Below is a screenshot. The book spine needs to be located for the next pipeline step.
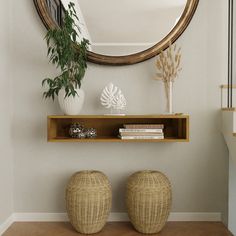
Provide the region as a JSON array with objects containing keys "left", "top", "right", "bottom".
[
  {"left": 124, "top": 124, "right": 164, "bottom": 129},
  {"left": 119, "top": 128, "right": 163, "bottom": 132},
  {"left": 120, "top": 135, "right": 164, "bottom": 140},
  {"left": 120, "top": 132, "right": 163, "bottom": 136}
]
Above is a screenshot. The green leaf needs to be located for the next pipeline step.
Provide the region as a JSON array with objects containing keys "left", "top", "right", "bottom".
[{"left": 42, "top": 1, "right": 90, "bottom": 101}]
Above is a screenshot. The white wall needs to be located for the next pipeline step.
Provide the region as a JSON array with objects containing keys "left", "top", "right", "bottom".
[
  {"left": 0, "top": 0, "right": 14, "bottom": 226},
  {"left": 206, "top": 0, "right": 229, "bottom": 223},
  {"left": 7, "top": 0, "right": 229, "bottom": 225},
  {"left": 229, "top": 156, "right": 236, "bottom": 232}
]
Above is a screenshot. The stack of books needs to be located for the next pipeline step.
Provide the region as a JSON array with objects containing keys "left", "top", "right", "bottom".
[{"left": 119, "top": 124, "right": 164, "bottom": 140}]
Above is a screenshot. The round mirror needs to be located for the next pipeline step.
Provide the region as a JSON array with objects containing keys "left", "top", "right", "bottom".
[{"left": 34, "top": 0, "right": 199, "bottom": 65}]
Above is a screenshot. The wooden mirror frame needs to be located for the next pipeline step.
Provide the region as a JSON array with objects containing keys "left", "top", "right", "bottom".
[{"left": 34, "top": 0, "right": 199, "bottom": 66}]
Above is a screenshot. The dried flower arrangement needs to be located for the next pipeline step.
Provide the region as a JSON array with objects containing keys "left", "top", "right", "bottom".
[{"left": 154, "top": 42, "right": 182, "bottom": 113}]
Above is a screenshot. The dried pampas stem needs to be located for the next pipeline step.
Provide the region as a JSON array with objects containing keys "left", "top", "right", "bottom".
[
  {"left": 154, "top": 42, "right": 182, "bottom": 113},
  {"left": 154, "top": 42, "right": 182, "bottom": 83}
]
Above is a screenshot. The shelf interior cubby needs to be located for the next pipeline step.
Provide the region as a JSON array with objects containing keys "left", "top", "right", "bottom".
[{"left": 47, "top": 115, "right": 189, "bottom": 142}]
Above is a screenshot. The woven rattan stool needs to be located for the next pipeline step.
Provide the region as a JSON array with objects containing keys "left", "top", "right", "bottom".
[
  {"left": 66, "top": 170, "right": 112, "bottom": 234},
  {"left": 126, "top": 170, "right": 172, "bottom": 234}
]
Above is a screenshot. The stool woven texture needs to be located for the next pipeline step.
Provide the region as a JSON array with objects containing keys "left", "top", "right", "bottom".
[
  {"left": 66, "top": 170, "right": 112, "bottom": 234},
  {"left": 126, "top": 170, "right": 172, "bottom": 234}
]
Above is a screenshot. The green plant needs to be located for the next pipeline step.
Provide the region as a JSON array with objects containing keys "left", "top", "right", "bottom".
[{"left": 42, "top": 2, "right": 90, "bottom": 100}]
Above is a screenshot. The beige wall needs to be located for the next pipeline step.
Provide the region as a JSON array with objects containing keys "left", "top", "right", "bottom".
[
  {"left": 0, "top": 0, "right": 14, "bottom": 225},
  {"left": 229, "top": 157, "right": 236, "bottom": 232},
  {"left": 7, "top": 0, "right": 229, "bottom": 224}
]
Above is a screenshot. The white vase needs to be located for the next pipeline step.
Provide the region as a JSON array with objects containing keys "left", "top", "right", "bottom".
[
  {"left": 164, "top": 81, "right": 173, "bottom": 114},
  {"left": 58, "top": 88, "right": 85, "bottom": 115}
]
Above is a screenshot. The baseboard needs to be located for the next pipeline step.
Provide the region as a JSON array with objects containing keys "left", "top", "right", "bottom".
[
  {"left": 13, "top": 213, "right": 68, "bottom": 222},
  {"left": 0, "top": 212, "right": 222, "bottom": 235},
  {"left": 0, "top": 215, "right": 14, "bottom": 235},
  {"left": 108, "top": 213, "right": 129, "bottom": 221},
  {"left": 13, "top": 212, "right": 129, "bottom": 222},
  {"left": 13, "top": 212, "right": 221, "bottom": 222},
  {"left": 168, "top": 212, "right": 221, "bottom": 221}
]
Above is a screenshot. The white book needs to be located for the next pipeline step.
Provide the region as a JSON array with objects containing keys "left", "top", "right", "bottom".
[
  {"left": 120, "top": 135, "right": 164, "bottom": 140},
  {"left": 119, "top": 128, "right": 163, "bottom": 133},
  {"left": 120, "top": 132, "right": 163, "bottom": 136},
  {"left": 124, "top": 124, "right": 164, "bottom": 129}
]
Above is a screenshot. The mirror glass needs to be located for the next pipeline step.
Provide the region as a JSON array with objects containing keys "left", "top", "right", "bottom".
[
  {"left": 49, "top": 0, "right": 187, "bottom": 56},
  {"left": 38, "top": 0, "right": 198, "bottom": 65}
]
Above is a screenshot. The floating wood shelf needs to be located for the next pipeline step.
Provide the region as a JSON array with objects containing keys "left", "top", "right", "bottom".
[{"left": 47, "top": 115, "right": 189, "bottom": 142}]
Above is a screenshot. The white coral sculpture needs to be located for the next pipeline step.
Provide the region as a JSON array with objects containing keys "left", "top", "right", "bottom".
[
  {"left": 114, "top": 90, "right": 126, "bottom": 111},
  {"left": 100, "top": 83, "right": 118, "bottom": 109},
  {"left": 100, "top": 83, "right": 126, "bottom": 114}
]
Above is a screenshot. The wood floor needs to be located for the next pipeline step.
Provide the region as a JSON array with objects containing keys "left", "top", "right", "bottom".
[{"left": 3, "top": 222, "right": 232, "bottom": 236}]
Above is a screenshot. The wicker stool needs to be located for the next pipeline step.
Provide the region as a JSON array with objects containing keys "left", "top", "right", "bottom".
[
  {"left": 66, "top": 170, "right": 112, "bottom": 234},
  {"left": 126, "top": 170, "right": 172, "bottom": 234}
]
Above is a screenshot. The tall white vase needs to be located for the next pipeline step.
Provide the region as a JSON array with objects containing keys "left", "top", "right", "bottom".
[
  {"left": 165, "top": 81, "right": 173, "bottom": 114},
  {"left": 58, "top": 88, "right": 85, "bottom": 115}
]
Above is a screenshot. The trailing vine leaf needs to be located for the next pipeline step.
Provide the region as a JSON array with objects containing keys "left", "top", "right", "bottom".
[{"left": 42, "top": 2, "right": 90, "bottom": 100}]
